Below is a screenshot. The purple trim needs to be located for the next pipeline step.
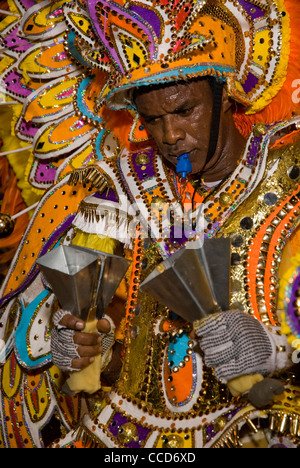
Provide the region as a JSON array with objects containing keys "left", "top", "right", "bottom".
[
  {"left": 287, "top": 272, "right": 300, "bottom": 337},
  {"left": 162, "top": 226, "right": 189, "bottom": 257},
  {"left": 247, "top": 135, "right": 262, "bottom": 166},
  {"left": 0, "top": 214, "right": 75, "bottom": 308},
  {"left": 3, "top": 70, "right": 33, "bottom": 98},
  {"left": 129, "top": 5, "right": 161, "bottom": 38},
  {"left": 238, "top": 0, "right": 264, "bottom": 19},
  {"left": 132, "top": 149, "right": 156, "bottom": 180},
  {"left": 94, "top": 188, "right": 119, "bottom": 203},
  {"left": 34, "top": 161, "right": 57, "bottom": 184},
  {"left": 204, "top": 407, "right": 243, "bottom": 443},
  {"left": 2, "top": 25, "right": 32, "bottom": 52},
  {"left": 242, "top": 72, "right": 259, "bottom": 95},
  {"left": 18, "top": 118, "right": 39, "bottom": 139},
  {"left": 108, "top": 413, "right": 151, "bottom": 448},
  {"left": 18, "top": 0, "right": 36, "bottom": 9},
  {"left": 87, "top": 0, "right": 156, "bottom": 73}
]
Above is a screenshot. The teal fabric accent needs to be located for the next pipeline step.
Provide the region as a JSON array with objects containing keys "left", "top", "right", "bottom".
[
  {"left": 168, "top": 331, "right": 190, "bottom": 368},
  {"left": 76, "top": 76, "right": 104, "bottom": 126},
  {"left": 15, "top": 289, "right": 52, "bottom": 369},
  {"left": 66, "top": 31, "right": 90, "bottom": 67}
]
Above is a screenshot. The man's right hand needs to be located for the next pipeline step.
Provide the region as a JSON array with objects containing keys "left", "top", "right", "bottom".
[{"left": 50, "top": 309, "right": 113, "bottom": 372}]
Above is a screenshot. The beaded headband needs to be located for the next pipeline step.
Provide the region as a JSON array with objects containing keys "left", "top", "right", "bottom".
[{"left": 64, "top": 0, "right": 290, "bottom": 114}]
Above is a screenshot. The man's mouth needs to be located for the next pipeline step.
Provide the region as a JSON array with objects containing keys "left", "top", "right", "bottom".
[{"left": 168, "top": 150, "right": 193, "bottom": 160}]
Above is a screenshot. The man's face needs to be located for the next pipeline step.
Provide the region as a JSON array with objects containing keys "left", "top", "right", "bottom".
[{"left": 134, "top": 79, "right": 214, "bottom": 175}]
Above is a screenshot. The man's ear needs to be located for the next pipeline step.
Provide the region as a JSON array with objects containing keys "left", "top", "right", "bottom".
[{"left": 222, "top": 88, "right": 233, "bottom": 113}]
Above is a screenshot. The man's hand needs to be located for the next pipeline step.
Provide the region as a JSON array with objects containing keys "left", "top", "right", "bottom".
[
  {"left": 51, "top": 309, "right": 114, "bottom": 372},
  {"left": 193, "top": 310, "right": 275, "bottom": 383}
]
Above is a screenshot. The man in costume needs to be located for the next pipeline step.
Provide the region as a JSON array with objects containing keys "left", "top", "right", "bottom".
[{"left": 1, "top": 0, "right": 300, "bottom": 449}]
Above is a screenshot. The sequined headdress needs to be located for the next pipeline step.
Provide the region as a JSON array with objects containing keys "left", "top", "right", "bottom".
[{"left": 62, "top": 0, "right": 292, "bottom": 116}]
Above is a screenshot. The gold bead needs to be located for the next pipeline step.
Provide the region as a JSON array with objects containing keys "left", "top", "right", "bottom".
[
  {"left": 219, "top": 192, "right": 232, "bottom": 207},
  {"left": 213, "top": 416, "right": 227, "bottom": 432},
  {"left": 0, "top": 214, "right": 15, "bottom": 238},
  {"left": 151, "top": 196, "right": 166, "bottom": 210},
  {"left": 117, "top": 422, "right": 139, "bottom": 445},
  {"left": 136, "top": 153, "right": 150, "bottom": 165},
  {"left": 163, "top": 434, "right": 184, "bottom": 448},
  {"left": 253, "top": 123, "right": 267, "bottom": 137}
]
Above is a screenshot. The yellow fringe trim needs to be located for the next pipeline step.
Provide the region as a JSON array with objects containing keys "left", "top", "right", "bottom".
[{"left": 72, "top": 231, "right": 120, "bottom": 256}]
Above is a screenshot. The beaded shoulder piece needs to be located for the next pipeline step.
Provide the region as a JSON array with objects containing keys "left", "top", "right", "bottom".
[{"left": 115, "top": 117, "right": 300, "bottom": 257}]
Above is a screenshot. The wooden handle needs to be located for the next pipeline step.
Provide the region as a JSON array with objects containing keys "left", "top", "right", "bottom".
[
  {"left": 227, "top": 374, "right": 264, "bottom": 397},
  {"left": 67, "top": 319, "right": 102, "bottom": 394}
]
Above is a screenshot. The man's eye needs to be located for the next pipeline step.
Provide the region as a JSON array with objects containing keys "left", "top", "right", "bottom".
[
  {"left": 144, "top": 116, "right": 159, "bottom": 125},
  {"left": 179, "top": 107, "right": 193, "bottom": 116}
]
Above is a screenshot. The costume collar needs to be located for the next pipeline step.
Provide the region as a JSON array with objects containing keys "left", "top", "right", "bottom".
[{"left": 117, "top": 117, "right": 300, "bottom": 257}]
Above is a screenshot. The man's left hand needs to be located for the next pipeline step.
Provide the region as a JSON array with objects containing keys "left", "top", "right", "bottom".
[{"left": 193, "top": 310, "right": 275, "bottom": 383}]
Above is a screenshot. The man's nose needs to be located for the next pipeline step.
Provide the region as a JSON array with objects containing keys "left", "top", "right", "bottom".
[{"left": 162, "top": 115, "right": 185, "bottom": 146}]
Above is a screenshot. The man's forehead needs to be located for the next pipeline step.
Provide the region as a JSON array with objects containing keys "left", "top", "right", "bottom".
[{"left": 135, "top": 79, "right": 210, "bottom": 113}]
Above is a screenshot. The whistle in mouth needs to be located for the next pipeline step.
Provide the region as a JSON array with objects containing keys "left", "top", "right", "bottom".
[{"left": 176, "top": 153, "right": 192, "bottom": 179}]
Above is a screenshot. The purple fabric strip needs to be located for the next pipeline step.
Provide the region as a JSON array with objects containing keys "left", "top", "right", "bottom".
[
  {"left": 205, "top": 407, "right": 243, "bottom": 442},
  {"left": 247, "top": 135, "right": 262, "bottom": 166},
  {"left": 18, "top": 0, "right": 36, "bottom": 10}
]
